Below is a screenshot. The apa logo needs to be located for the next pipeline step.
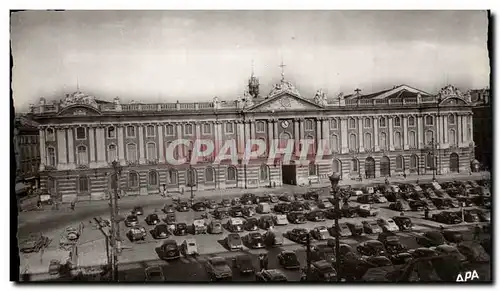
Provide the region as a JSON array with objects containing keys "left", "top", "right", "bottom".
[{"left": 456, "top": 270, "right": 479, "bottom": 282}]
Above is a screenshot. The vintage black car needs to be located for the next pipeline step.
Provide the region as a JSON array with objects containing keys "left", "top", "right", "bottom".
[
  {"left": 173, "top": 223, "right": 188, "bottom": 236},
  {"left": 346, "top": 222, "right": 364, "bottom": 236},
  {"left": 389, "top": 200, "right": 411, "bottom": 211},
  {"left": 391, "top": 216, "right": 413, "bottom": 231},
  {"left": 286, "top": 228, "right": 308, "bottom": 244},
  {"left": 432, "top": 211, "right": 462, "bottom": 224},
  {"left": 329, "top": 223, "right": 352, "bottom": 237},
  {"left": 278, "top": 250, "right": 301, "bottom": 269},
  {"left": 377, "top": 232, "right": 407, "bottom": 255},
  {"left": 310, "top": 244, "right": 336, "bottom": 264},
  {"left": 176, "top": 201, "right": 190, "bottom": 212},
  {"left": 409, "top": 200, "right": 426, "bottom": 211},
  {"left": 205, "top": 257, "right": 233, "bottom": 281},
  {"left": 462, "top": 210, "right": 481, "bottom": 223},
  {"left": 125, "top": 215, "right": 139, "bottom": 227},
  {"left": 310, "top": 226, "right": 329, "bottom": 240},
  {"left": 217, "top": 198, "right": 230, "bottom": 207},
  {"left": 225, "top": 233, "right": 243, "bottom": 251},
  {"left": 287, "top": 211, "right": 307, "bottom": 224},
  {"left": 240, "top": 193, "right": 256, "bottom": 205},
  {"left": 356, "top": 240, "right": 386, "bottom": 256},
  {"left": 431, "top": 198, "right": 450, "bottom": 210},
  {"left": 192, "top": 202, "right": 206, "bottom": 212},
  {"left": 229, "top": 206, "right": 244, "bottom": 217},
  {"left": 151, "top": 224, "right": 169, "bottom": 239},
  {"left": 253, "top": 195, "right": 270, "bottom": 204},
  {"left": 324, "top": 208, "right": 342, "bottom": 220},
  {"left": 127, "top": 226, "right": 147, "bottom": 242},
  {"left": 408, "top": 247, "right": 438, "bottom": 259},
  {"left": 233, "top": 254, "right": 255, "bottom": 274},
  {"left": 290, "top": 201, "right": 305, "bottom": 212},
  {"left": 416, "top": 231, "right": 445, "bottom": 247},
  {"left": 258, "top": 215, "right": 275, "bottom": 230},
  {"left": 163, "top": 204, "right": 176, "bottom": 214},
  {"left": 305, "top": 260, "right": 337, "bottom": 282},
  {"left": 132, "top": 206, "right": 144, "bottom": 216},
  {"left": 145, "top": 213, "right": 160, "bottom": 225},
  {"left": 274, "top": 203, "right": 292, "bottom": 214},
  {"left": 267, "top": 194, "right": 280, "bottom": 204},
  {"left": 255, "top": 269, "right": 288, "bottom": 282},
  {"left": 303, "top": 190, "right": 320, "bottom": 201},
  {"left": 245, "top": 232, "right": 265, "bottom": 249},
  {"left": 279, "top": 194, "right": 295, "bottom": 202},
  {"left": 389, "top": 252, "right": 413, "bottom": 265},
  {"left": 205, "top": 200, "right": 218, "bottom": 209},
  {"left": 357, "top": 195, "right": 374, "bottom": 204},
  {"left": 307, "top": 210, "right": 326, "bottom": 222},
  {"left": 164, "top": 213, "right": 176, "bottom": 225},
  {"left": 245, "top": 217, "right": 259, "bottom": 231},
  {"left": 362, "top": 256, "right": 393, "bottom": 268},
  {"left": 213, "top": 208, "right": 229, "bottom": 220},
  {"left": 160, "top": 240, "right": 180, "bottom": 260},
  {"left": 442, "top": 229, "right": 464, "bottom": 243}
]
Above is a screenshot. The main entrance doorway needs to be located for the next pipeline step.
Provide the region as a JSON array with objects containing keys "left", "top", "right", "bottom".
[
  {"left": 365, "top": 157, "right": 376, "bottom": 179},
  {"left": 282, "top": 165, "right": 297, "bottom": 185}
]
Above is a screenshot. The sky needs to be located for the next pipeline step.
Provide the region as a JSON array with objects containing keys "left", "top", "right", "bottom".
[{"left": 11, "top": 10, "right": 490, "bottom": 110}]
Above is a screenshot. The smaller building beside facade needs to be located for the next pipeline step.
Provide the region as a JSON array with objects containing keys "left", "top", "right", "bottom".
[
  {"left": 470, "top": 88, "right": 491, "bottom": 170},
  {"left": 13, "top": 114, "right": 41, "bottom": 195}
]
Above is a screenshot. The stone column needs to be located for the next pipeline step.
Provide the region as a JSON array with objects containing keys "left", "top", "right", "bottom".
[
  {"left": 213, "top": 121, "right": 220, "bottom": 158},
  {"left": 358, "top": 117, "right": 364, "bottom": 152},
  {"left": 88, "top": 127, "right": 97, "bottom": 167},
  {"left": 176, "top": 123, "right": 184, "bottom": 157},
  {"left": 158, "top": 123, "right": 165, "bottom": 163},
  {"left": 39, "top": 128, "right": 46, "bottom": 171},
  {"left": 403, "top": 116, "right": 409, "bottom": 150},
  {"left": 462, "top": 114, "right": 468, "bottom": 145},
  {"left": 267, "top": 120, "right": 274, "bottom": 151},
  {"left": 316, "top": 119, "right": 322, "bottom": 153},
  {"left": 299, "top": 119, "right": 305, "bottom": 139},
  {"left": 273, "top": 120, "right": 279, "bottom": 141},
  {"left": 56, "top": 127, "right": 68, "bottom": 170},
  {"left": 96, "top": 126, "right": 106, "bottom": 167},
  {"left": 244, "top": 120, "right": 250, "bottom": 145},
  {"left": 443, "top": 115, "right": 449, "bottom": 144},
  {"left": 322, "top": 118, "right": 330, "bottom": 155},
  {"left": 388, "top": 117, "right": 394, "bottom": 151},
  {"left": 469, "top": 114, "right": 474, "bottom": 146},
  {"left": 67, "top": 127, "right": 75, "bottom": 167},
  {"left": 417, "top": 115, "right": 423, "bottom": 149},
  {"left": 117, "top": 125, "right": 126, "bottom": 166},
  {"left": 374, "top": 117, "right": 379, "bottom": 151},
  {"left": 457, "top": 115, "right": 463, "bottom": 146},
  {"left": 138, "top": 124, "right": 145, "bottom": 164},
  {"left": 294, "top": 118, "right": 300, "bottom": 155},
  {"left": 250, "top": 120, "right": 256, "bottom": 140},
  {"left": 237, "top": 121, "right": 245, "bottom": 155},
  {"left": 340, "top": 117, "right": 348, "bottom": 154}
]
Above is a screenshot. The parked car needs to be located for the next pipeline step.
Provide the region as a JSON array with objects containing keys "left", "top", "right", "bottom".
[
  {"left": 151, "top": 224, "right": 169, "bottom": 239},
  {"left": 145, "top": 214, "right": 160, "bottom": 225},
  {"left": 245, "top": 232, "right": 265, "bottom": 249},
  {"left": 442, "top": 229, "right": 464, "bottom": 244},
  {"left": 176, "top": 201, "right": 190, "bottom": 212},
  {"left": 226, "top": 218, "right": 244, "bottom": 233},
  {"left": 225, "top": 233, "right": 243, "bottom": 251},
  {"left": 373, "top": 193, "right": 388, "bottom": 203},
  {"left": 160, "top": 240, "right": 180, "bottom": 260},
  {"left": 163, "top": 204, "right": 176, "bottom": 214},
  {"left": 357, "top": 240, "right": 386, "bottom": 256},
  {"left": 132, "top": 206, "right": 144, "bottom": 216},
  {"left": 329, "top": 223, "right": 352, "bottom": 237},
  {"left": 456, "top": 242, "right": 490, "bottom": 263},
  {"left": 263, "top": 230, "right": 284, "bottom": 247},
  {"left": 258, "top": 215, "right": 275, "bottom": 230},
  {"left": 244, "top": 217, "right": 259, "bottom": 231},
  {"left": 294, "top": 194, "right": 305, "bottom": 202},
  {"left": 173, "top": 223, "right": 188, "bottom": 236},
  {"left": 388, "top": 252, "right": 413, "bottom": 265},
  {"left": 362, "top": 256, "right": 393, "bottom": 268},
  {"left": 205, "top": 199, "right": 218, "bottom": 209},
  {"left": 287, "top": 211, "right": 307, "bottom": 224},
  {"left": 430, "top": 245, "right": 467, "bottom": 262},
  {"left": 357, "top": 204, "right": 379, "bottom": 217},
  {"left": 470, "top": 209, "right": 490, "bottom": 222},
  {"left": 272, "top": 214, "right": 289, "bottom": 226},
  {"left": 240, "top": 193, "right": 256, "bottom": 205},
  {"left": 432, "top": 211, "right": 462, "bottom": 224},
  {"left": 357, "top": 195, "right": 374, "bottom": 204},
  {"left": 362, "top": 220, "right": 383, "bottom": 234},
  {"left": 444, "top": 198, "right": 459, "bottom": 208},
  {"left": 290, "top": 201, "right": 305, "bottom": 212},
  {"left": 145, "top": 266, "right": 166, "bottom": 281},
  {"left": 376, "top": 218, "right": 399, "bottom": 232},
  {"left": 303, "top": 201, "right": 319, "bottom": 211},
  {"left": 125, "top": 215, "right": 139, "bottom": 227},
  {"left": 307, "top": 210, "right": 326, "bottom": 222},
  {"left": 192, "top": 202, "right": 206, "bottom": 212},
  {"left": 233, "top": 254, "right": 255, "bottom": 274},
  {"left": 431, "top": 198, "right": 450, "bottom": 210},
  {"left": 286, "top": 228, "right": 309, "bottom": 244},
  {"left": 231, "top": 197, "right": 242, "bottom": 206},
  {"left": 408, "top": 247, "right": 438, "bottom": 259},
  {"left": 318, "top": 199, "right": 333, "bottom": 209},
  {"left": 346, "top": 222, "right": 364, "bottom": 236},
  {"left": 377, "top": 232, "right": 407, "bottom": 255},
  {"left": 324, "top": 208, "right": 342, "bottom": 220},
  {"left": 267, "top": 194, "right": 279, "bottom": 203},
  {"left": 310, "top": 226, "right": 329, "bottom": 240},
  {"left": 389, "top": 200, "right": 411, "bottom": 211},
  {"left": 242, "top": 206, "right": 255, "bottom": 217},
  {"left": 421, "top": 199, "right": 437, "bottom": 211},
  {"left": 256, "top": 202, "right": 271, "bottom": 214},
  {"left": 274, "top": 203, "right": 292, "bottom": 214},
  {"left": 278, "top": 250, "right": 301, "bottom": 269},
  {"left": 255, "top": 269, "right": 288, "bottom": 282},
  {"left": 181, "top": 238, "right": 198, "bottom": 256},
  {"left": 391, "top": 216, "right": 413, "bottom": 231},
  {"left": 229, "top": 206, "right": 244, "bottom": 217},
  {"left": 127, "top": 226, "right": 147, "bottom": 242},
  {"left": 279, "top": 194, "right": 295, "bottom": 202},
  {"left": 409, "top": 200, "right": 426, "bottom": 211},
  {"left": 303, "top": 190, "right": 320, "bottom": 201},
  {"left": 213, "top": 208, "right": 230, "bottom": 220},
  {"left": 220, "top": 198, "right": 231, "bottom": 208},
  {"left": 462, "top": 210, "right": 480, "bottom": 223},
  {"left": 416, "top": 231, "right": 445, "bottom": 247},
  {"left": 164, "top": 213, "right": 176, "bottom": 225},
  {"left": 253, "top": 195, "right": 270, "bottom": 204},
  {"left": 305, "top": 260, "right": 337, "bottom": 282},
  {"left": 205, "top": 257, "right": 232, "bottom": 281}
]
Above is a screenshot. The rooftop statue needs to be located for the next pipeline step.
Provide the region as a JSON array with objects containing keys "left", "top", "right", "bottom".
[{"left": 60, "top": 91, "right": 98, "bottom": 109}]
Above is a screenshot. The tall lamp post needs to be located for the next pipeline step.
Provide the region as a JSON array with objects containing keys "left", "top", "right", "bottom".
[
  {"left": 110, "top": 160, "right": 122, "bottom": 281},
  {"left": 329, "top": 172, "right": 341, "bottom": 282},
  {"left": 431, "top": 136, "right": 437, "bottom": 182},
  {"left": 187, "top": 150, "right": 196, "bottom": 204}
]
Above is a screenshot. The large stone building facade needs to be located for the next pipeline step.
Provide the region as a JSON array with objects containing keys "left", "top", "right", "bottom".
[
  {"left": 13, "top": 115, "right": 41, "bottom": 193},
  {"left": 28, "top": 76, "right": 475, "bottom": 202}
]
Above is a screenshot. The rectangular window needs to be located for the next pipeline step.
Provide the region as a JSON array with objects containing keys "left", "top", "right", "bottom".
[
  {"left": 305, "top": 120, "right": 314, "bottom": 131},
  {"left": 146, "top": 125, "right": 156, "bottom": 137},
  {"left": 127, "top": 144, "right": 137, "bottom": 162},
  {"left": 76, "top": 127, "right": 86, "bottom": 140},
  {"left": 408, "top": 117, "right": 415, "bottom": 127},
  {"left": 349, "top": 119, "right": 356, "bottom": 129},
  {"left": 202, "top": 123, "right": 212, "bottom": 135},
  {"left": 184, "top": 124, "right": 193, "bottom": 135},
  {"left": 126, "top": 126, "right": 136, "bottom": 138},
  {"left": 165, "top": 124, "right": 174, "bottom": 136},
  {"left": 330, "top": 119, "right": 338, "bottom": 129},
  {"left": 256, "top": 121, "right": 265, "bottom": 133},
  {"left": 225, "top": 122, "right": 234, "bottom": 134}
]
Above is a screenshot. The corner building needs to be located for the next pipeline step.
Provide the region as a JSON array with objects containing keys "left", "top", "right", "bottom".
[{"left": 29, "top": 77, "right": 475, "bottom": 202}]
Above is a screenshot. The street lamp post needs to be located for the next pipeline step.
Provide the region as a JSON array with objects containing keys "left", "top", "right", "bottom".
[
  {"left": 110, "top": 160, "right": 122, "bottom": 281},
  {"left": 329, "top": 172, "right": 341, "bottom": 282},
  {"left": 186, "top": 150, "right": 196, "bottom": 204},
  {"left": 431, "top": 136, "right": 436, "bottom": 182}
]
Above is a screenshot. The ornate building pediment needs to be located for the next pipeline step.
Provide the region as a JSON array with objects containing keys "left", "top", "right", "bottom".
[
  {"left": 247, "top": 92, "right": 323, "bottom": 112},
  {"left": 438, "top": 85, "right": 470, "bottom": 106},
  {"left": 60, "top": 91, "right": 99, "bottom": 109},
  {"left": 57, "top": 105, "right": 102, "bottom": 116}
]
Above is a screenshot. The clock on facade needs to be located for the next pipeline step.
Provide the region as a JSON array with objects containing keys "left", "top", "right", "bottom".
[{"left": 281, "top": 120, "right": 290, "bottom": 128}]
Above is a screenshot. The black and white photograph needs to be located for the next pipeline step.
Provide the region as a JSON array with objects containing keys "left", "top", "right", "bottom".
[{"left": 10, "top": 8, "right": 492, "bottom": 283}]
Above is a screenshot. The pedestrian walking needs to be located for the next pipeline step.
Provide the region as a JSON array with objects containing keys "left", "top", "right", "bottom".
[
  {"left": 424, "top": 207, "right": 429, "bottom": 220},
  {"left": 70, "top": 201, "right": 76, "bottom": 211},
  {"left": 385, "top": 177, "right": 389, "bottom": 185},
  {"left": 403, "top": 172, "right": 407, "bottom": 179},
  {"left": 473, "top": 224, "right": 481, "bottom": 240}
]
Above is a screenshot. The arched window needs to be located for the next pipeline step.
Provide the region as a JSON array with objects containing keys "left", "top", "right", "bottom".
[
  {"left": 364, "top": 133, "right": 372, "bottom": 149},
  {"left": 184, "top": 124, "right": 193, "bottom": 135},
  {"left": 426, "top": 153, "right": 434, "bottom": 169},
  {"left": 148, "top": 171, "right": 158, "bottom": 186},
  {"left": 227, "top": 166, "right": 237, "bottom": 181},
  {"left": 379, "top": 132, "right": 388, "bottom": 150},
  {"left": 107, "top": 144, "right": 117, "bottom": 163},
  {"left": 47, "top": 147, "right": 56, "bottom": 166},
  {"left": 449, "top": 129, "right": 456, "bottom": 146},
  {"left": 408, "top": 116, "right": 415, "bottom": 127},
  {"left": 308, "top": 162, "right": 318, "bottom": 176},
  {"left": 146, "top": 142, "right": 157, "bottom": 160},
  {"left": 330, "top": 119, "right": 338, "bottom": 129},
  {"left": 77, "top": 145, "right": 88, "bottom": 165},
  {"left": 279, "top": 132, "right": 291, "bottom": 148},
  {"left": 305, "top": 120, "right": 313, "bottom": 130},
  {"left": 349, "top": 118, "right": 356, "bottom": 129},
  {"left": 379, "top": 117, "right": 387, "bottom": 127},
  {"left": 46, "top": 128, "right": 55, "bottom": 141},
  {"left": 128, "top": 171, "right": 139, "bottom": 188},
  {"left": 167, "top": 169, "right": 178, "bottom": 185},
  {"left": 127, "top": 143, "right": 137, "bottom": 162},
  {"left": 205, "top": 167, "right": 215, "bottom": 183},
  {"left": 364, "top": 118, "right": 371, "bottom": 128},
  {"left": 186, "top": 168, "right": 197, "bottom": 186},
  {"left": 410, "top": 154, "right": 419, "bottom": 169},
  {"left": 78, "top": 175, "right": 90, "bottom": 193},
  {"left": 126, "top": 126, "right": 136, "bottom": 138},
  {"left": 47, "top": 177, "right": 56, "bottom": 194},
  {"left": 256, "top": 121, "right": 265, "bottom": 133},
  {"left": 349, "top": 134, "right": 357, "bottom": 150},
  {"left": 448, "top": 114, "right": 455, "bottom": 125},
  {"left": 394, "top": 116, "right": 401, "bottom": 127},
  {"left": 331, "top": 135, "right": 339, "bottom": 153},
  {"left": 425, "top": 115, "right": 434, "bottom": 126},
  {"left": 165, "top": 124, "right": 175, "bottom": 136},
  {"left": 425, "top": 130, "right": 434, "bottom": 145},
  {"left": 259, "top": 164, "right": 270, "bottom": 181},
  {"left": 332, "top": 159, "right": 342, "bottom": 174},
  {"left": 409, "top": 131, "right": 416, "bottom": 147},
  {"left": 146, "top": 125, "right": 155, "bottom": 137},
  {"left": 396, "top": 155, "right": 404, "bottom": 170},
  {"left": 107, "top": 126, "right": 116, "bottom": 139},
  {"left": 394, "top": 132, "right": 402, "bottom": 148},
  {"left": 351, "top": 158, "right": 359, "bottom": 172}
]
